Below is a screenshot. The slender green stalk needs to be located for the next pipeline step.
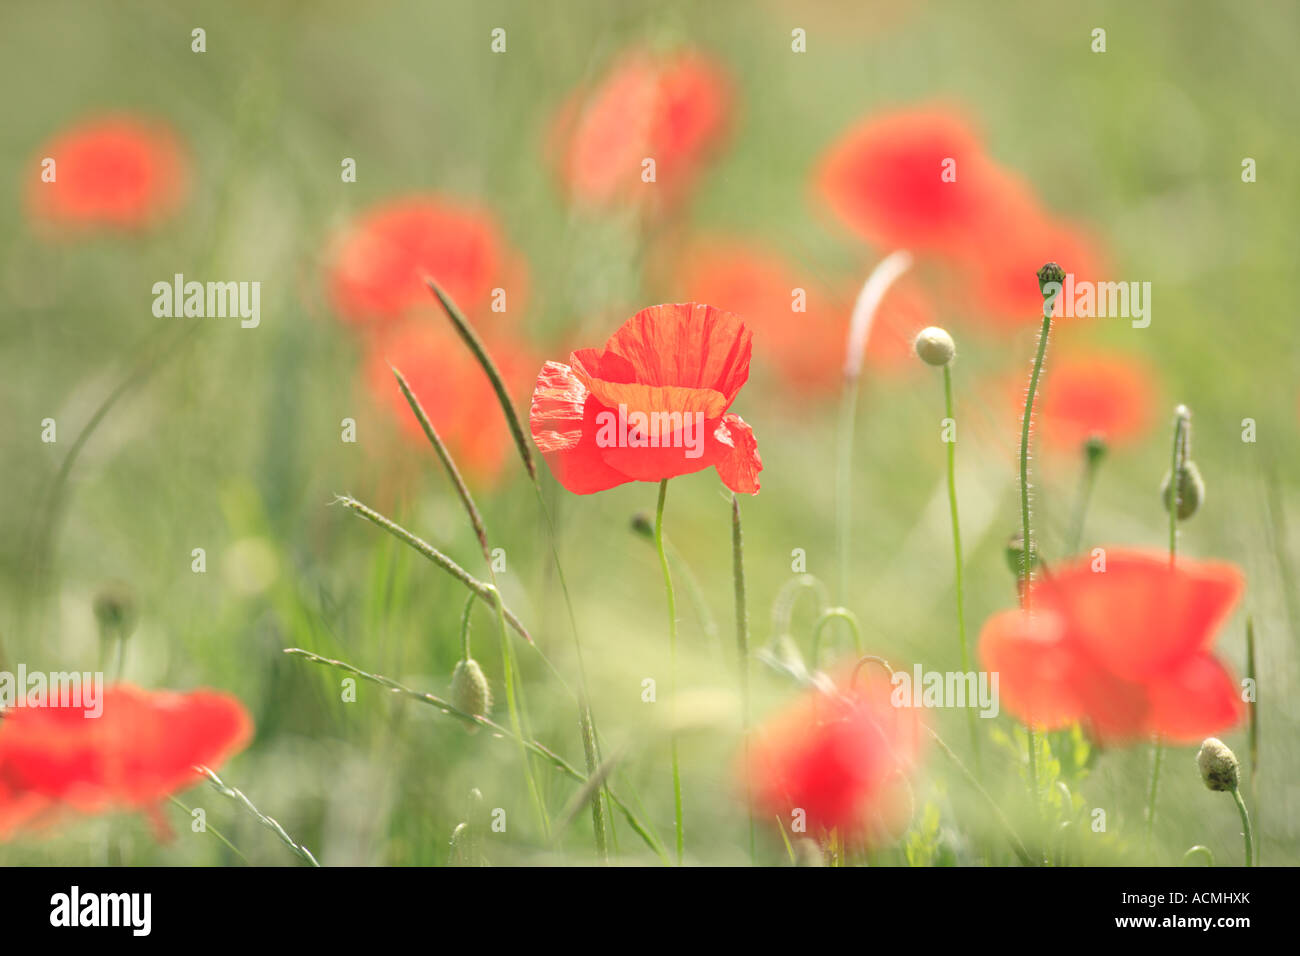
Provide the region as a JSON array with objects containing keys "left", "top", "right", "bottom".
[
  {"left": 942, "top": 364, "right": 980, "bottom": 776},
  {"left": 654, "top": 479, "right": 684, "bottom": 864},
  {"left": 1231, "top": 789, "right": 1254, "bottom": 867},
  {"left": 283, "top": 648, "right": 668, "bottom": 862},
  {"left": 927, "top": 727, "right": 1034, "bottom": 866},
  {"left": 425, "top": 279, "right": 535, "bottom": 481},
  {"left": 424, "top": 280, "right": 609, "bottom": 857},
  {"left": 490, "top": 583, "right": 551, "bottom": 840},
  {"left": 198, "top": 766, "right": 319, "bottom": 866},
  {"left": 1148, "top": 408, "right": 1190, "bottom": 845},
  {"left": 459, "top": 593, "right": 474, "bottom": 662},
  {"left": 1245, "top": 615, "right": 1258, "bottom": 862},
  {"left": 335, "top": 495, "right": 532, "bottom": 643},
  {"left": 1019, "top": 303, "right": 1053, "bottom": 801},
  {"left": 1066, "top": 440, "right": 1104, "bottom": 556},
  {"left": 810, "top": 607, "right": 863, "bottom": 669},
  {"left": 169, "top": 795, "right": 249, "bottom": 864},
  {"left": 731, "top": 495, "right": 756, "bottom": 863},
  {"left": 1182, "top": 845, "right": 1214, "bottom": 867}
]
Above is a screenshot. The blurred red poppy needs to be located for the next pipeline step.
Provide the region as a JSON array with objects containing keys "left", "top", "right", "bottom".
[
  {"left": 674, "top": 240, "right": 934, "bottom": 395},
  {"left": 530, "top": 303, "right": 762, "bottom": 494},
  {"left": 979, "top": 550, "right": 1245, "bottom": 744},
  {"left": 28, "top": 115, "right": 188, "bottom": 231},
  {"left": 0, "top": 684, "right": 252, "bottom": 839},
  {"left": 1030, "top": 351, "right": 1158, "bottom": 449},
  {"left": 816, "top": 107, "right": 1019, "bottom": 254},
  {"left": 327, "top": 195, "right": 525, "bottom": 329},
  {"left": 744, "top": 672, "right": 922, "bottom": 840},
  {"left": 961, "top": 191, "right": 1105, "bottom": 325},
  {"left": 367, "top": 320, "right": 536, "bottom": 486},
  {"left": 550, "top": 49, "right": 732, "bottom": 213}
]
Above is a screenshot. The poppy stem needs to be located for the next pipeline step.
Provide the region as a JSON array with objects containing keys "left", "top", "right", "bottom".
[
  {"left": 1148, "top": 407, "right": 1191, "bottom": 847},
  {"left": 1019, "top": 283, "right": 1056, "bottom": 805},
  {"left": 1246, "top": 615, "right": 1259, "bottom": 862},
  {"left": 459, "top": 593, "right": 474, "bottom": 663},
  {"left": 941, "top": 364, "right": 981, "bottom": 778},
  {"left": 654, "top": 478, "right": 684, "bottom": 864},
  {"left": 1231, "top": 787, "right": 1254, "bottom": 867},
  {"left": 731, "top": 494, "right": 756, "bottom": 864},
  {"left": 810, "top": 607, "right": 863, "bottom": 669},
  {"left": 1066, "top": 439, "right": 1105, "bottom": 556}
]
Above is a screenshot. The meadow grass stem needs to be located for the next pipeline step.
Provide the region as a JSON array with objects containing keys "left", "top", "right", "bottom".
[
  {"left": 654, "top": 479, "right": 684, "bottom": 864},
  {"left": 283, "top": 648, "right": 667, "bottom": 861}
]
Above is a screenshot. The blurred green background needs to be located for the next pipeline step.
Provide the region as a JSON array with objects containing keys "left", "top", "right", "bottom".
[{"left": 1, "top": 0, "right": 1297, "bottom": 865}]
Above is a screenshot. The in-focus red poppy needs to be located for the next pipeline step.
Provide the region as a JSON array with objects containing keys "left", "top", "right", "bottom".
[
  {"left": 327, "top": 195, "right": 526, "bottom": 329},
  {"left": 978, "top": 550, "right": 1245, "bottom": 745},
  {"left": 550, "top": 49, "right": 732, "bottom": 213},
  {"left": 27, "top": 115, "right": 188, "bottom": 231},
  {"left": 530, "top": 303, "right": 762, "bottom": 494},
  {"left": 816, "top": 107, "right": 1020, "bottom": 254},
  {"left": 366, "top": 320, "right": 536, "bottom": 487},
  {"left": 743, "top": 672, "right": 922, "bottom": 840},
  {"left": 0, "top": 684, "right": 252, "bottom": 839},
  {"left": 1028, "top": 351, "right": 1158, "bottom": 449},
  {"left": 673, "top": 240, "right": 934, "bottom": 395}
]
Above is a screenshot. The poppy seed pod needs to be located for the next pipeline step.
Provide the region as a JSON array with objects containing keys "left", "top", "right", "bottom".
[
  {"left": 914, "top": 326, "right": 956, "bottom": 366},
  {"left": 1196, "top": 737, "right": 1240, "bottom": 792},
  {"left": 451, "top": 658, "right": 492, "bottom": 717},
  {"left": 1162, "top": 460, "right": 1205, "bottom": 520}
]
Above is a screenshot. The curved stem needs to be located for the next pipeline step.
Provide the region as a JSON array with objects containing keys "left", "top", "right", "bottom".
[
  {"left": 810, "top": 607, "right": 863, "bottom": 669},
  {"left": 654, "top": 479, "right": 683, "bottom": 864},
  {"left": 943, "top": 365, "right": 980, "bottom": 777},
  {"left": 1231, "top": 788, "right": 1254, "bottom": 867}
]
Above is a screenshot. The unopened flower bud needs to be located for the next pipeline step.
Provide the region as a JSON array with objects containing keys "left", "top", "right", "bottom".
[
  {"left": 1037, "top": 262, "right": 1066, "bottom": 317},
  {"left": 1196, "top": 737, "right": 1240, "bottom": 792},
  {"left": 914, "top": 327, "right": 956, "bottom": 366},
  {"left": 1084, "top": 434, "right": 1107, "bottom": 466},
  {"left": 451, "top": 658, "right": 492, "bottom": 716},
  {"left": 630, "top": 512, "right": 654, "bottom": 539},
  {"left": 1162, "top": 460, "right": 1205, "bottom": 520},
  {"left": 1004, "top": 532, "right": 1039, "bottom": 577},
  {"left": 93, "top": 582, "right": 137, "bottom": 639}
]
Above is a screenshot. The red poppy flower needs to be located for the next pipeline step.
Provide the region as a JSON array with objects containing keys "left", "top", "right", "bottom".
[
  {"left": 1029, "top": 351, "right": 1158, "bottom": 449},
  {"left": 327, "top": 195, "right": 525, "bottom": 329},
  {"left": 551, "top": 49, "right": 732, "bottom": 213},
  {"left": 744, "top": 673, "right": 922, "bottom": 840},
  {"left": 28, "top": 115, "right": 188, "bottom": 231},
  {"left": 0, "top": 684, "right": 252, "bottom": 839},
  {"left": 366, "top": 320, "right": 536, "bottom": 486},
  {"left": 978, "top": 550, "right": 1245, "bottom": 745},
  {"left": 816, "top": 107, "right": 1020, "bottom": 254},
  {"left": 530, "top": 303, "right": 762, "bottom": 494}
]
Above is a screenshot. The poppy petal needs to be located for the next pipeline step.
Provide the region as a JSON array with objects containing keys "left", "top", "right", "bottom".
[
  {"left": 529, "top": 361, "right": 632, "bottom": 495},
  {"left": 710, "top": 413, "right": 762, "bottom": 494},
  {"left": 1144, "top": 654, "right": 1245, "bottom": 745},
  {"left": 978, "top": 608, "right": 1085, "bottom": 730}
]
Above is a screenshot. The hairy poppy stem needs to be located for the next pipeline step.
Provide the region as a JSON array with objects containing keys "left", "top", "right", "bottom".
[
  {"left": 1020, "top": 264, "right": 1062, "bottom": 804},
  {"left": 731, "top": 494, "right": 756, "bottom": 863},
  {"left": 654, "top": 479, "right": 684, "bottom": 864},
  {"left": 942, "top": 364, "right": 981, "bottom": 778}
]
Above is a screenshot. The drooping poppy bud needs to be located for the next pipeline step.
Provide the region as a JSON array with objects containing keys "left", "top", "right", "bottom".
[
  {"left": 1196, "top": 737, "right": 1240, "bottom": 793},
  {"left": 451, "top": 659, "right": 492, "bottom": 717}
]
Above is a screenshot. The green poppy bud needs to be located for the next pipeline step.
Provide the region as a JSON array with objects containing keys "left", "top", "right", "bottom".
[
  {"left": 451, "top": 658, "right": 492, "bottom": 717},
  {"left": 1196, "top": 737, "right": 1240, "bottom": 792},
  {"left": 1162, "top": 460, "right": 1205, "bottom": 520}
]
